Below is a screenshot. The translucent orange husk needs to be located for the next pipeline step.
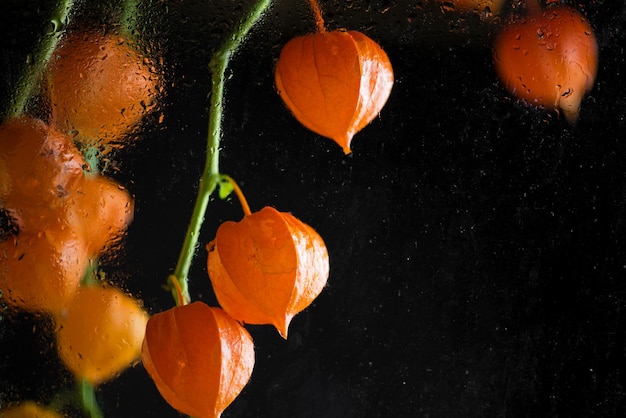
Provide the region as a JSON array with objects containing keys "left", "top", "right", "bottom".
[
  {"left": 207, "top": 206, "right": 329, "bottom": 338},
  {"left": 55, "top": 285, "right": 149, "bottom": 385},
  {"left": 493, "top": 6, "right": 598, "bottom": 124},
  {"left": 65, "top": 174, "right": 135, "bottom": 256},
  {"left": 141, "top": 302, "right": 255, "bottom": 418},
  {"left": 0, "top": 401, "right": 64, "bottom": 418},
  {"left": 0, "top": 117, "right": 136, "bottom": 312},
  {"left": 0, "top": 229, "right": 87, "bottom": 313},
  {"left": 0, "top": 117, "right": 85, "bottom": 210},
  {"left": 275, "top": 30, "right": 393, "bottom": 154},
  {"left": 48, "top": 31, "right": 159, "bottom": 146}
]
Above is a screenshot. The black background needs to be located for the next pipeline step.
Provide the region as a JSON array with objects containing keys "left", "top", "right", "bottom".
[{"left": 2, "top": 0, "right": 626, "bottom": 417}]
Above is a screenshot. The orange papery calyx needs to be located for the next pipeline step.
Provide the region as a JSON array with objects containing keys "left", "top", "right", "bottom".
[
  {"left": 0, "top": 117, "right": 86, "bottom": 211},
  {"left": 206, "top": 178, "right": 329, "bottom": 338},
  {"left": 0, "top": 401, "right": 64, "bottom": 418},
  {"left": 492, "top": 4, "right": 598, "bottom": 124},
  {"left": 141, "top": 302, "right": 254, "bottom": 418},
  {"left": 55, "top": 284, "right": 149, "bottom": 385},
  {"left": 47, "top": 30, "right": 159, "bottom": 147},
  {"left": 274, "top": 0, "right": 393, "bottom": 154}
]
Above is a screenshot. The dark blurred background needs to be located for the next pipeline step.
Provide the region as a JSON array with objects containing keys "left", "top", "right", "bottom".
[{"left": 2, "top": 0, "right": 626, "bottom": 416}]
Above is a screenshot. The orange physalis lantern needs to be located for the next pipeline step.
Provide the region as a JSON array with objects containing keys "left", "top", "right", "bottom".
[
  {"left": 47, "top": 31, "right": 159, "bottom": 146},
  {"left": 141, "top": 302, "right": 254, "bottom": 418},
  {"left": 0, "top": 117, "right": 85, "bottom": 211},
  {"left": 65, "top": 174, "right": 135, "bottom": 256},
  {"left": 0, "top": 227, "right": 87, "bottom": 313},
  {"left": 275, "top": 29, "right": 394, "bottom": 154},
  {"left": 207, "top": 206, "right": 329, "bottom": 338},
  {"left": 0, "top": 401, "right": 64, "bottom": 418},
  {"left": 55, "top": 285, "right": 149, "bottom": 385},
  {"left": 493, "top": 5, "right": 598, "bottom": 124}
]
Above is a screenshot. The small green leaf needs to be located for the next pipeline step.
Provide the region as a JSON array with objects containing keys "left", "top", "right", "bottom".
[{"left": 218, "top": 178, "right": 234, "bottom": 200}]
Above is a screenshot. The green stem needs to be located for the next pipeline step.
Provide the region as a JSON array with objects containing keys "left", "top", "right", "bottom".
[
  {"left": 120, "top": 0, "right": 141, "bottom": 37},
  {"left": 169, "top": 0, "right": 273, "bottom": 305},
  {"left": 79, "top": 379, "right": 104, "bottom": 418},
  {"left": 6, "top": 0, "right": 76, "bottom": 119},
  {"left": 220, "top": 174, "right": 253, "bottom": 217}
]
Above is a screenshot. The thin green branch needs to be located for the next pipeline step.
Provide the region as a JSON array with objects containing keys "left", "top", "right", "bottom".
[
  {"left": 170, "top": 0, "right": 273, "bottom": 305},
  {"left": 120, "top": 0, "right": 141, "bottom": 37},
  {"left": 79, "top": 379, "right": 104, "bottom": 418},
  {"left": 220, "top": 174, "right": 253, "bottom": 217},
  {"left": 7, "top": 0, "right": 76, "bottom": 119}
]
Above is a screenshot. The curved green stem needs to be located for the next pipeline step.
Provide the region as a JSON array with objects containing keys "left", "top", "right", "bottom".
[
  {"left": 79, "top": 379, "right": 104, "bottom": 418},
  {"left": 169, "top": 0, "right": 273, "bottom": 305},
  {"left": 120, "top": 0, "right": 141, "bottom": 37},
  {"left": 220, "top": 174, "right": 253, "bottom": 217},
  {"left": 6, "top": 0, "right": 76, "bottom": 119}
]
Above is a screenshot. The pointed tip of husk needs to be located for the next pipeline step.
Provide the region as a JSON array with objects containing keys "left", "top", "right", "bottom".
[
  {"left": 563, "top": 108, "right": 580, "bottom": 126},
  {"left": 559, "top": 91, "right": 583, "bottom": 126},
  {"left": 331, "top": 133, "right": 353, "bottom": 155},
  {"left": 274, "top": 314, "right": 293, "bottom": 339}
]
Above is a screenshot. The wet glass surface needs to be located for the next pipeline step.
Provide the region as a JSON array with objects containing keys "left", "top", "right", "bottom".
[{"left": 1, "top": 0, "right": 626, "bottom": 416}]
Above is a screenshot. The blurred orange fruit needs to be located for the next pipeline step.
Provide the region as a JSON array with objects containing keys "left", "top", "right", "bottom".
[
  {"left": 275, "top": 29, "right": 393, "bottom": 154},
  {"left": 0, "top": 117, "right": 85, "bottom": 213},
  {"left": 0, "top": 401, "right": 63, "bottom": 418},
  {"left": 493, "top": 5, "right": 598, "bottom": 124},
  {"left": 0, "top": 227, "right": 88, "bottom": 313},
  {"left": 65, "top": 174, "right": 134, "bottom": 256},
  {"left": 48, "top": 31, "right": 159, "bottom": 146},
  {"left": 55, "top": 285, "right": 149, "bottom": 385},
  {"left": 142, "top": 302, "right": 254, "bottom": 418},
  {"left": 207, "top": 206, "right": 329, "bottom": 338}
]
